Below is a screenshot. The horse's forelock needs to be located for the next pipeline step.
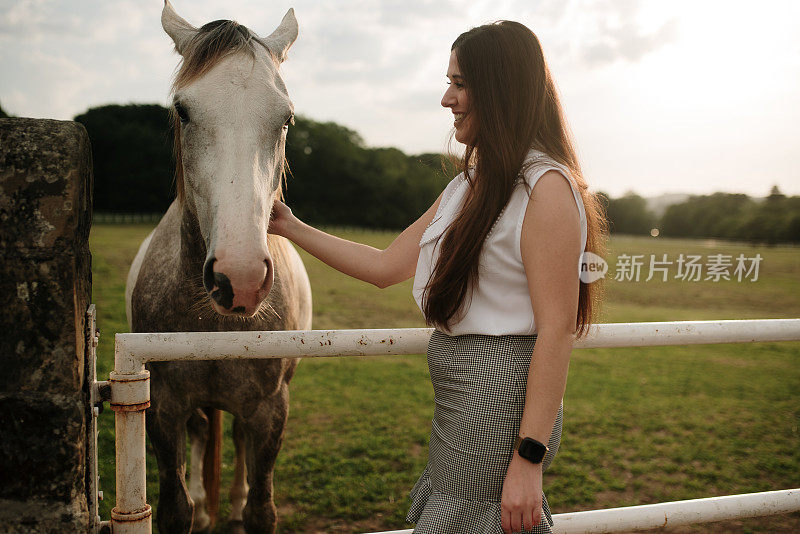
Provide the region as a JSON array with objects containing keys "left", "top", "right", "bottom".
[{"left": 171, "top": 20, "right": 265, "bottom": 92}]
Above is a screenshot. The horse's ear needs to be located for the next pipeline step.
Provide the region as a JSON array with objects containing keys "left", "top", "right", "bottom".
[
  {"left": 162, "top": 0, "right": 197, "bottom": 55},
  {"left": 261, "top": 8, "right": 298, "bottom": 63}
]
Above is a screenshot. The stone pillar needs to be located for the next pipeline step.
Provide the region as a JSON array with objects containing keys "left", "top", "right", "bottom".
[{"left": 0, "top": 118, "right": 93, "bottom": 532}]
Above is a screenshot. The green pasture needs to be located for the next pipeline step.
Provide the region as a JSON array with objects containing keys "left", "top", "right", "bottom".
[{"left": 90, "top": 225, "right": 800, "bottom": 533}]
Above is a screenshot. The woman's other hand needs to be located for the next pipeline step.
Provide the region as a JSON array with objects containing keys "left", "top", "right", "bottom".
[
  {"left": 268, "top": 199, "right": 296, "bottom": 238},
  {"left": 501, "top": 454, "right": 544, "bottom": 534}
]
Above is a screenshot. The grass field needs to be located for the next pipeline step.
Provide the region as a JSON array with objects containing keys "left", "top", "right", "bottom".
[{"left": 90, "top": 224, "right": 800, "bottom": 533}]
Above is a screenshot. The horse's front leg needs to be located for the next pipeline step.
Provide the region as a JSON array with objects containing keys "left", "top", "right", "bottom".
[
  {"left": 147, "top": 402, "right": 194, "bottom": 534},
  {"left": 187, "top": 409, "right": 211, "bottom": 533},
  {"left": 228, "top": 416, "right": 249, "bottom": 534},
  {"left": 241, "top": 389, "right": 290, "bottom": 533}
]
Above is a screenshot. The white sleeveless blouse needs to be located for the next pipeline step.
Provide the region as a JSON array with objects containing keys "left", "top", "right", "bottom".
[{"left": 412, "top": 149, "right": 588, "bottom": 336}]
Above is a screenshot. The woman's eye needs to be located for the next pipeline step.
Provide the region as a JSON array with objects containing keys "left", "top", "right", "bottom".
[{"left": 174, "top": 103, "right": 189, "bottom": 123}]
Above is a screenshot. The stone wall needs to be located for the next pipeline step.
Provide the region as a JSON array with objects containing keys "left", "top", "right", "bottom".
[{"left": 0, "top": 118, "right": 93, "bottom": 532}]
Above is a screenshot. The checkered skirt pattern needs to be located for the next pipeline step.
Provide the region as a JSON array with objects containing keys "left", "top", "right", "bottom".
[{"left": 407, "top": 330, "right": 563, "bottom": 533}]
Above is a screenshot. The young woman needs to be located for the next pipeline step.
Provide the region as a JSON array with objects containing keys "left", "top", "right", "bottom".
[{"left": 269, "top": 20, "right": 607, "bottom": 534}]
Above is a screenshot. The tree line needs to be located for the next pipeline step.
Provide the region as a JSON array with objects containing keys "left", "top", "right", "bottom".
[
  {"left": 599, "top": 188, "right": 800, "bottom": 244},
  {"left": 3, "top": 102, "right": 798, "bottom": 243},
  {"left": 72, "top": 104, "right": 451, "bottom": 229}
]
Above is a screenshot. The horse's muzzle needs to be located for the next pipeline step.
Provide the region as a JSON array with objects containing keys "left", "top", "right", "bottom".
[{"left": 203, "top": 255, "right": 274, "bottom": 316}]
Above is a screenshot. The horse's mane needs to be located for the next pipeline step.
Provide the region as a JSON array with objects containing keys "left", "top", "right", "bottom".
[{"left": 170, "top": 20, "right": 284, "bottom": 205}]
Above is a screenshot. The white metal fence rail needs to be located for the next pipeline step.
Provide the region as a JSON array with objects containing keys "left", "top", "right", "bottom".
[
  {"left": 103, "top": 319, "right": 800, "bottom": 533},
  {"left": 368, "top": 489, "right": 800, "bottom": 534}
]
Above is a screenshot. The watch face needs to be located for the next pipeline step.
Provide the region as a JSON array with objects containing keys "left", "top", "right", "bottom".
[{"left": 519, "top": 437, "right": 547, "bottom": 463}]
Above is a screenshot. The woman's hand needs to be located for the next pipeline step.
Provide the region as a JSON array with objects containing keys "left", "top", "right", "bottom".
[
  {"left": 268, "top": 199, "right": 297, "bottom": 238},
  {"left": 501, "top": 454, "right": 544, "bottom": 534}
]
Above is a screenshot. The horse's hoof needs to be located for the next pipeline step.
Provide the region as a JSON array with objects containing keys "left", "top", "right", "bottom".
[{"left": 228, "top": 519, "right": 246, "bottom": 534}]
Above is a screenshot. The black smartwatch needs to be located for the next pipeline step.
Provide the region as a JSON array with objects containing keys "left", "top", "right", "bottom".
[{"left": 514, "top": 436, "right": 549, "bottom": 464}]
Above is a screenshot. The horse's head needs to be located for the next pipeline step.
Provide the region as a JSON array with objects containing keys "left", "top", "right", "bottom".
[{"left": 162, "top": 0, "right": 297, "bottom": 316}]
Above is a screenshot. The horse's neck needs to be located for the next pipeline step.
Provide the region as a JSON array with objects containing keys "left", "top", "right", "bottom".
[{"left": 178, "top": 205, "right": 206, "bottom": 278}]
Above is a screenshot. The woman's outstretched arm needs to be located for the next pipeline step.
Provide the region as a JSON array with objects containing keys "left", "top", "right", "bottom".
[{"left": 269, "top": 193, "right": 443, "bottom": 289}]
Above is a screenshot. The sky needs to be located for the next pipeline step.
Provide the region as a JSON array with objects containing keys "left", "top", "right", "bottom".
[{"left": 1, "top": 0, "right": 799, "bottom": 198}]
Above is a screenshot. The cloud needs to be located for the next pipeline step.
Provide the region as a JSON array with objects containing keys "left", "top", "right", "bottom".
[
  {"left": 375, "top": 0, "right": 461, "bottom": 26},
  {"left": 0, "top": 0, "right": 146, "bottom": 44},
  {"left": 575, "top": 0, "right": 679, "bottom": 67},
  {"left": 0, "top": 47, "right": 98, "bottom": 119},
  {"left": 2, "top": 0, "right": 799, "bottom": 197},
  {"left": 0, "top": 0, "right": 58, "bottom": 42}
]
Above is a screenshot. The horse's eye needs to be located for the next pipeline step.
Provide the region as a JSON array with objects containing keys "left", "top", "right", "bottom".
[
  {"left": 174, "top": 102, "right": 190, "bottom": 123},
  {"left": 283, "top": 114, "right": 294, "bottom": 129}
]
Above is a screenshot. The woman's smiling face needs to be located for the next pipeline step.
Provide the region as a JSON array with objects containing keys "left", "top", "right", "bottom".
[{"left": 441, "top": 49, "right": 475, "bottom": 144}]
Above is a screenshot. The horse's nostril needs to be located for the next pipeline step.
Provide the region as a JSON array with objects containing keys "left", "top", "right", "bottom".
[
  {"left": 203, "top": 257, "right": 216, "bottom": 292},
  {"left": 210, "top": 272, "right": 235, "bottom": 309}
]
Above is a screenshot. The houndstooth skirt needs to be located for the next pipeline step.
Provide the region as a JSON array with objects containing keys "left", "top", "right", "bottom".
[{"left": 406, "top": 330, "right": 563, "bottom": 534}]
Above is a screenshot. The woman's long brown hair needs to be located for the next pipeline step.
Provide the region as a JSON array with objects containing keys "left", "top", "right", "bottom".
[{"left": 422, "top": 21, "right": 608, "bottom": 338}]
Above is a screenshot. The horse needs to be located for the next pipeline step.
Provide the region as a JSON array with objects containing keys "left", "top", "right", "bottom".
[{"left": 125, "top": 2, "right": 312, "bottom": 532}]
